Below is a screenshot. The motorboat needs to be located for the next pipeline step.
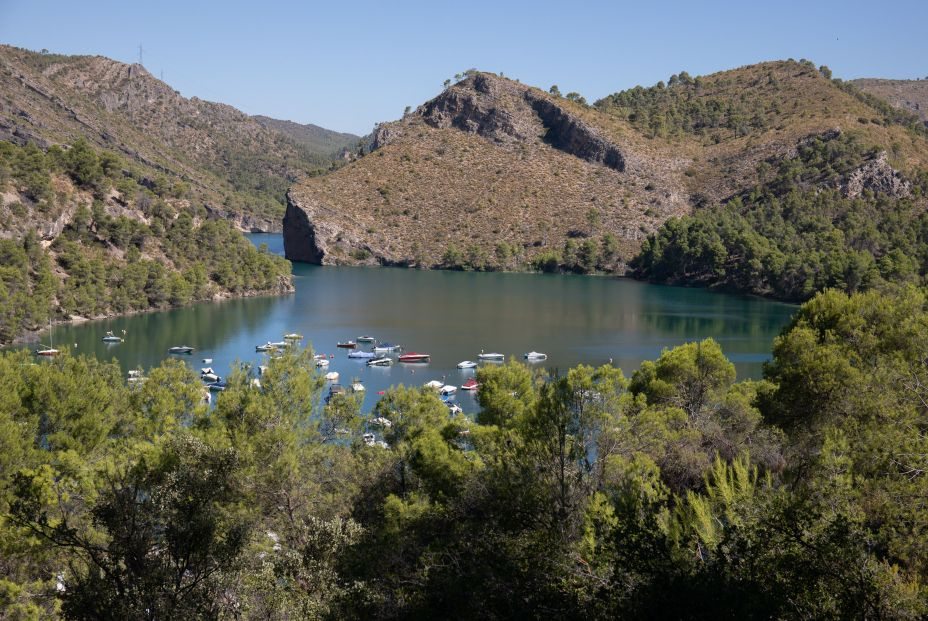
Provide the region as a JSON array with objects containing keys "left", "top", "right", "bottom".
[
  {"left": 347, "top": 350, "right": 376, "bottom": 359},
  {"left": 457, "top": 360, "right": 477, "bottom": 369},
  {"left": 269, "top": 341, "right": 288, "bottom": 348},
  {"left": 206, "top": 380, "right": 227, "bottom": 392},
  {"left": 357, "top": 335, "right": 376, "bottom": 343},
  {"left": 168, "top": 346, "right": 194, "bottom": 355},
  {"left": 337, "top": 341, "right": 357, "bottom": 349},
  {"left": 373, "top": 342, "right": 401, "bottom": 353},
  {"left": 461, "top": 378, "right": 479, "bottom": 391},
  {"left": 370, "top": 416, "right": 393, "bottom": 428},
  {"left": 201, "top": 372, "right": 220, "bottom": 383},
  {"left": 255, "top": 343, "right": 275, "bottom": 352},
  {"left": 524, "top": 351, "right": 548, "bottom": 361},
  {"left": 202, "top": 358, "right": 213, "bottom": 364},
  {"left": 102, "top": 330, "right": 124, "bottom": 343},
  {"left": 446, "top": 402, "right": 463, "bottom": 415},
  {"left": 325, "top": 371, "right": 340, "bottom": 381},
  {"left": 478, "top": 352, "right": 505, "bottom": 361},
  {"left": 283, "top": 333, "right": 303, "bottom": 340},
  {"left": 367, "top": 357, "right": 393, "bottom": 366},
  {"left": 352, "top": 382, "right": 365, "bottom": 392},
  {"left": 440, "top": 385, "right": 457, "bottom": 396},
  {"left": 35, "top": 347, "right": 60, "bottom": 357},
  {"left": 316, "top": 358, "right": 330, "bottom": 368},
  {"left": 399, "top": 352, "right": 430, "bottom": 363},
  {"left": 200, "top": 367, "right": 215, "bottom": 375},
  {"left": 424, "top": 380, "right": 444, "bottom": 390}
]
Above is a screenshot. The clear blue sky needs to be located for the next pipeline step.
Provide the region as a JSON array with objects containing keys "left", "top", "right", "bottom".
[{"left": 1, "top": 0, "right": 926, "bottom": 135}]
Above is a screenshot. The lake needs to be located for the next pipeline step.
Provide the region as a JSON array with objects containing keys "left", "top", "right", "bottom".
[{"left": 28, "top": 233, "right": 796, "bottom": 412}]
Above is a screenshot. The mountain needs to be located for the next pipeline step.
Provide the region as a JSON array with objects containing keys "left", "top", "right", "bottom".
[
  {"left": 852, "top": 78, "right": 928, "bottom": 125},
  {"left": 284, "top": 61, "right": 928, "bottom": 282},
  {"left": 253, "top": 116, "right": 359, "bottom": 157},
  {"left": 0, "top": 45, "right": 349, "bottom": 231}
]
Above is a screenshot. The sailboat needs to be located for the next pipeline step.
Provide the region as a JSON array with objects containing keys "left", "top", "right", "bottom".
[{"left": 35, "top": 319, "right": 60, "bottom": 357}]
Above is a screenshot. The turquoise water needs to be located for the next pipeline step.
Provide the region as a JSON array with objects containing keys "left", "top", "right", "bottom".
[{"left": 24, "top": 233, "right": 796, "bottom": 412}]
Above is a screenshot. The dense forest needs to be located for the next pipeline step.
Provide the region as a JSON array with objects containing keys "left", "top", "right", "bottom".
[
  {"left": 0, "top": 138, "right": 292, "bottom": 344},
  {"left": 632, "top": 133, "right": 928, "bottom": 301},
  {"left": 1, "top": 285, "right": 926, "bottom": 618}
]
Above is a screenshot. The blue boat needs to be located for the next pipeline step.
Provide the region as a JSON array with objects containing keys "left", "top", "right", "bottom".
[{"left": 347, "top": 350, "right": 376, "bottom": 359}]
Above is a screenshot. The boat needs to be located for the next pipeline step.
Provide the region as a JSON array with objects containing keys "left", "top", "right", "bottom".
[
  {"left": 35, "top": 319, "right": 60, "bottom": 357},
  {"left": 201, "top": 372, "right": 220, "bottom": 383},
  {"left": 370, "top": 416, "right": 393, "bottom": 428},
  {"left": 478, "top": 352, "right": 505, "bottom": 361},
  {"left": 440, "top": 385, "right": 457, "bottom": 396},
  {"left": 255, "top": 342, "right": 276, "bottom": 352},
  {"left": 524, "top": 351, "right": 548, "bottom": 361},
  {"left": 399, "top": 352, "right": 430, "bottom": 363},
  {"left": 373, "top": 342, "right": 401, "bottom": 353},
  {"left": 283, "top": 333, "right": 303, "bottom": 340},
  {"left": 461, "top": 378, "right": 479, "bottom": 391},
  {"left": 200, "top": 367, "right": 215, "bottom": 375},
  {"left": 352, "top": 382, "right": 365, "bottom": 392},
  {"left": 168, "top": 346, "right": 194, "bottom": 355},
  {"left": 424, "top": 380, "right": 444, "bottom": 390},
  {"left": 367, "top": 357, "right": 393, "bottom": 366},
  {"left": 325, "top": 384, "right": 345, "bottom": 403},
  {"left": 457, "top": 360, "right": 477, "bottom": 369},
  {"left": 356, "top": 335, "right": 376, "bottom": 343},
  {"left": 347, "top": 350, "right": 376, "bottom": 359},
  {"left": 446, "top": 402, "right": 463, "bottom": 415},
  {"left": 102, "top": 330, "right": 124, "bottom": 343},
  {"left": 268, "top": 341, "right": 288, "bottom": 348},
  {"left": 337, "top": 341, "right": 357, "bottom": 349},
  {"left": 202, "top": 358, "right": 213, "bottom": 364},
  {"left": 206, "top": 380, "right": 227, "bottom": 392},
  {"left": 325, "top": 371, "right": 340, "bottom": 381},
  {"left": 127, "top": 369, "right": 147, "bottom": 384},
  {"left": 316, "top": 358, "right": 330, "bottom": 368}
]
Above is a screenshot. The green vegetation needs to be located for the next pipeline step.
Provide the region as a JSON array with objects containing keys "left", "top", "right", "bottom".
[
  {"left": 633, "top": 133, "right": 928, "bottom": 300},
  {"left": 0, "top": 138, "right": 292, "bottom": 344},
  {"left": 2, "top": 287, "right": 927, "bottom": 617}
]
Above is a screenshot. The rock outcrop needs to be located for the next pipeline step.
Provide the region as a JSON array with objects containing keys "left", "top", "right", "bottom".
[{"left": 844, "top": 152, "right": 911, "bottom": 199}]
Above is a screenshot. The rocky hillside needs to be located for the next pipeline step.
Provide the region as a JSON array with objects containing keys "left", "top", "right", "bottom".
[
  {"left": 0, "top": 45, "right": 349, "bottom": 231},
  {"left": 285, "top": 61, "right": 928, "bottom": 275},
  {"left": 253, "top": 115, "right": 359, "bottom": 157},
  {"left": 852, "top": 78, "right": 928, "bottom": 125}
]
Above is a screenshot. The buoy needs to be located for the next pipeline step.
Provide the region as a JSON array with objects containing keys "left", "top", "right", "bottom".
[{"left": 378, "top": 391, "right": 385, "bottom": 395}]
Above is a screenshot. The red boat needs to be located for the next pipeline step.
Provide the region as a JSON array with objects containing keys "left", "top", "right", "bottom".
[
  {"left": 398, "top": 352, "right": 430, "bottom": 363},
  {"left": 337, "top": 341, "right": 357, "bottom": 349},
  {"left": 461, "top": 378, "right": 479, "bottom": 391}
]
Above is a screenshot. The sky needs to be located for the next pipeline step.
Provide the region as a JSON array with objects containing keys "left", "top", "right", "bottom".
[{"left": 1, "top": 0, "right": 926, "bottom": 135}]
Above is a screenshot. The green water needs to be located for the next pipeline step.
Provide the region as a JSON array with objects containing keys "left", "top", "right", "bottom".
[{"left": 24, "top": 233, "right": 796, "bottom": 412}]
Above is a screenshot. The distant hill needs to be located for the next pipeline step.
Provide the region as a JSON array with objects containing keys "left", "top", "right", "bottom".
[
  {"left": 253, "top": 116, "right": 359, "bottom": 157},
  {"left": 0, "top": 45, "right": 349, "bottom": 231},
  {"left": 852, "top": 78, "right": 928, "bottom": 125},
  {"left": 285, "top": 60, "right": 928, "bottom": 287}
]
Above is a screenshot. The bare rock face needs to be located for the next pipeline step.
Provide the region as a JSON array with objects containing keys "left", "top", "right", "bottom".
[
  {"left": 524, "top": 93, "right": 625, "bottom": 171},
  {"left": 420, "top": 74, "right": 533, "bottom": 144},
  {"left": 844, "top": 152, "right": 911, "bottom": 199}
]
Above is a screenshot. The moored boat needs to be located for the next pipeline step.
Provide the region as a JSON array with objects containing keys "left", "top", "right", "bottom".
[
  {"left": 201, "top": 372, "right": 220, "bottom": 383},
  {"left": 102, "top": 330, "right": 124, "bottom": 343},
  {"left": 373, "top": 342, "right": 401, "bottom": 353},
  {"left": 315, "top": 358, "right": 330, "bottom": 368},
  {"left": 347, "top": 350, "right": 376, "bottom": 359},
  {"left": 457, "top": 360, "right": 477, "bottom": 369},
  {"left": 462, "top": 378, "right": 479, "bottom": 391},
  {"left": 352, "top": 382, "right": 365, "bottom": 392},
  {"left": 35, "top": 347, "right": 60, "bottom": 357},
  {"left": 357, "top": 335, "right": 376, "bottom": 343},
  {"left": 337, "top": 341, "right": 357, "bottom": 349},
  {"left": 207, "top": 380, "right": 227, "bottom": 392},
  {"left": 446, "top": 402, "right": 463, "bottom": 415},
  {"left": 256, "top": 342, "right": 276, "bottom": 352},
  {"left": 325, "top": 371, "right": 340, "bottom": 381},
  {"left": 424, "top": 380, "right": 444, "bottom": 390},
  {"left": 399, "top": 352, "right": 430, "bottom": 363},
  {"left": 478, "top": 352, "right": 505, "bottom": 361},
  {"left": 168, "top": 346, "right": 194, "bottom": 355},
  {"left": 524, "top": 351, "right": 548, "bottom": 360},
  {"left": 283, "top": 333, "right": 303, "bottom": 340},
  {"left": 367, "top": 357, "right": 393, "bottom": 366},
  {"left": 440, "top": 385, "right": 457, "bottom": 396},
  {"left": 202, "top": 358, "right": 213, "bottom": 364}
]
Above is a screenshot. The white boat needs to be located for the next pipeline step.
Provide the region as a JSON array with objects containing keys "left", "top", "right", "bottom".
[
  {"left": 102, "top": 330, "right": 124, "bottom": 343},
  {"left": 168, "top": 346, "right": 194, "bottom": 355},
  {"left": 201, "top": 372, "right": 220, "bottom": 382},
  {"left": 316, "top": 358, "right": 330, "bottom": 368},
  {"left": 357, "top": 335, "right": 376, "bottom": 343},
  {"left": 457, "top": 360, "right": 477, "bottom": 369},
  {"left": 523, "top": 351, "right": 548, "bottom": 361},
  {"left": 370, "top": 416, "right": 393, "bottom": 428},
  {"left": 367, "top": 357, "right": 393, "bottom": 366},
  {"left": 35, "top": 319, "right": 60, "bottom": 357},
  {"left": 325, "top": 371, "right": 339, "bottom": 381},
  {"left": 268, "top": 341, "right": 288, "bottom": 348},
  {"left": 440, "top": 385, "right": 457, "bottom": 396},
  {"left": 200, "top": 367, "right": 215, "bottom": 375},
  {"left": 373, "top": 343, "right": 401, "bottom": 353},
  {"left": 424, "top": 380, "right": 444, "bottom": 390},
  {"left": 352, "top": 382, "right": 365, "bottom": 392},
  {"left": 283, "top": 333, "right": 303, "bottom": 340},
  {"left": 446, "top": 403, "right": 463, "bottom": 415},
  {"left": 202, "top": 358, "right": 213, "bottom": 364},
  {"left": 478, "top": 352, "right": 505, "bottom": 361}
]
